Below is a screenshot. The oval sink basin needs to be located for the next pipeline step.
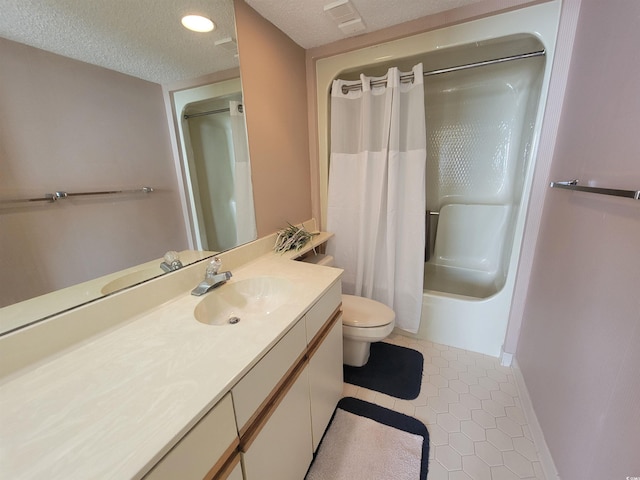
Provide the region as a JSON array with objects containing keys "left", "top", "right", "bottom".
[
  {"left": 194, "top": 276, "right": 293, "bottom": 326},
  {"left": 101, "top": 268, "right": 163, "bottom": 295}
]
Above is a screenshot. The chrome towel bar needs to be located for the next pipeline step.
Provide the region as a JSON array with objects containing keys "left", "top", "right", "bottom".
[
  {"left": 1, "top": 187, "right": 154, "bottom": 205},
  {"left": 550, "top": 180, "right": 639, "bottom": 200}
]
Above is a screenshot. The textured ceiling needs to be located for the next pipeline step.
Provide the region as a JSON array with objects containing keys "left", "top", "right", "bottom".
[
  {"left": 0, "top": 0, "right": 483, "bottom": 84},
  {"left": 245, "top": 0, "right": 484, "bottom": 49},
  {"left": 0, "top": 0, "right": 239, "bottom": 84}
]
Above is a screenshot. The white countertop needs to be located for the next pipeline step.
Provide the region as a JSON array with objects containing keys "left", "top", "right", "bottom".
[{"left": 0, "top": 250, "right": 342, "bottom": 479}]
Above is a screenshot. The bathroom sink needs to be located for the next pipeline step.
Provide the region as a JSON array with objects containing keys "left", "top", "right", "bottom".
[
  {"left": 194, "top": 276, "right": 293, "bottom": 326},
  {"left": 101, "top": 268, "right": 163, "bottom": 295}
]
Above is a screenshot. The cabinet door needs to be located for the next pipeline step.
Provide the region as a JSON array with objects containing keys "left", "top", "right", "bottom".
[
  {"left": 241, "top": 366, "right": 313, "bottom": 480},
  {"left": 308, "top": 318, "right": 344, "bottom": 451},
  {"left": 226, "top": 461, "right": 243, "bottom": 480},
  {"left": 232, "top": 320, "right": 307, "bottom": 433},
  {"left": 144, "top": 393, "right": 237, "bottom": 480}
]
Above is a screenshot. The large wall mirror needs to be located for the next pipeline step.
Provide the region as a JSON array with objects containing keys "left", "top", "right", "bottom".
[{"left": 0, "top": 0, "right": 257, "bottom": 335}]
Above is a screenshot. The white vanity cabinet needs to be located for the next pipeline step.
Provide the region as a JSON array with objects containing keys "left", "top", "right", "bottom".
[
  {"left": 233, "top": 280, "right": 343, "bottom": 479},
  {"left": 144, "top": 393, "right": 240, "bottom": 480},
  {"left": 305, "top": 281, "right": 344, "bottom": 451},
  {"left": 0, "top": 232, "right": 345, "bottom": 480},
  {"left": 145, "top": 279, "right": 342, "bottom": 480}
]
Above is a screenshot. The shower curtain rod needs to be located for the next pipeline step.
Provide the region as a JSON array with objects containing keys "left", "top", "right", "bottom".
[
  {"left": 184, "top": 104, "right": 243, "bottom": 120},
  {"left": 338, "top": 49, "right": 546, "bottom": 93}
]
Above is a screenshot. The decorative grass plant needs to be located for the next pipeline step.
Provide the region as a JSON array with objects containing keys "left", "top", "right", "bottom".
[{"left": 274, "top": 223, "right": 318, "bottom": 254}]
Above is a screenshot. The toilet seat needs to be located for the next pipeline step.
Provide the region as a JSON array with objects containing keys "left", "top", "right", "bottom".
[{"left": 341, "top": 294, "right": 395, "bottom": 328}]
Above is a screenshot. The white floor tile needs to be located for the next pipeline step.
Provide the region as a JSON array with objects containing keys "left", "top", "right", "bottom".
[
  {"left": 427, "top": 460, "right": 450, "bottom": 480},
  {"left": 486, "top": 428, "right": 515, "bottom": 452},
  {"left": 491, "top": 465, "right": 521, "bottom": 480},
  {"left": 461, "top": 419, "right": 487, "bottom": 442},
  {"left": 436, "top": 444, "right": 463, "bottom": 471},
  {"left": 342, "top": 338, "right": 547, "bottom": 479},
  {"left": 462, "top": 455, "right": 492, "bottom": 480},
  {"left": 503, "top": 450, "right": 535, "bottom": 478},
  {"left": 475, "top": 441, "right": 504, "bottom": 467},
  {"left": 449, "top": 432, "right": 475, "bottom": 456}
]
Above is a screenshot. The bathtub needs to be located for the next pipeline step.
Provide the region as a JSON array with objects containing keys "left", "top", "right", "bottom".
[
  {"left": 417, "top": 38, "right": 548, "bottom": 357},
  {"left": 315, "top": 2, "right": 561, "bottom": 358}
]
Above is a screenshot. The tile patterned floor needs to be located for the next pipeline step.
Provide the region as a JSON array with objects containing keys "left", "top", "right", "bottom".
[{"left": 342, "top": 333, "right": 546, "bottom": 480}]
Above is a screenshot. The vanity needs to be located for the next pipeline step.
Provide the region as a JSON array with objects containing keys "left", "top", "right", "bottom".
[{"left": 0, "top": 228, "right": 343, "bottom": 479}]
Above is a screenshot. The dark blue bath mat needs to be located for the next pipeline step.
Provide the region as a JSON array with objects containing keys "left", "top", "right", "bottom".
[
  {"left": 306, "top": 397, "right": 429, "bottom": 480},
  {"left": 344, "top": 342, "right": 423, "bottom": 400}
]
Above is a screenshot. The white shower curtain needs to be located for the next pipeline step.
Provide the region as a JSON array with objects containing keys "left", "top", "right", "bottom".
[
  {"left": 229, "top": 100, "right": 257, "bottom": 245},
  {"left": 326, "top": 64, "right": 427, "bottom": 333}
]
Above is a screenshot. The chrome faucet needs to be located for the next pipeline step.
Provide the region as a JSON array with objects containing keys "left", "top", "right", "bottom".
[
  {"left": 191, "top": 257, "right": 232, "bottom": 296},
  {"left": 160, "top": 251, "right": 183, "bottom": 273}
]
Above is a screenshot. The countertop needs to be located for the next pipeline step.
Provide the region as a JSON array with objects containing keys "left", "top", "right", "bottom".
[{"left": 0, "top": 249, "right": 342, "bottom": 479}]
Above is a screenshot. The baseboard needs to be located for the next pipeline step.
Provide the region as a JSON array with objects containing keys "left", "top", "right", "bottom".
[
  {"left": 512, "top": 359, "right": 560, "bottom": 480},
  {"left": 500, "top": 348, "right": 514, "bottom": 367}
]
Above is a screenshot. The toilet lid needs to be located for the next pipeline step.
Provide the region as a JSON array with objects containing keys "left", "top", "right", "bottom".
[{"left": 341, "top": 294, "right": 395, "bottom": 328}]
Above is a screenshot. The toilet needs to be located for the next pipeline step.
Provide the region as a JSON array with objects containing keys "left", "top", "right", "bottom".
[
  {"left": 302, "top": 254, "right": 396, "bottom": 367},
  {"left": 340, "top": 294, "right": 396, "bottom": 367}
]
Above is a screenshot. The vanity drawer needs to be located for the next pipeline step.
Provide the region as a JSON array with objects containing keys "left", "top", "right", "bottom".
[
  {"left": 145, "top": 393, "right": 237, "bottom": 480},
  {"left": 304, "top": 281, "right": 341, "bottom": 343},
  {"left": 232, "top": 320, "right": 307, "bottom": 432}
]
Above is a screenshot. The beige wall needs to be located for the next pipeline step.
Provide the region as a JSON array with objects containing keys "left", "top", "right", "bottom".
[
  {"left": 0, "top": 38, "right": 187, "bottom": 306},
  {"left": 516, "top": 1, "right": 640, "bottom": 478},
  {"left": 234, "top": 0, "right": 312, "bottom": 237}
]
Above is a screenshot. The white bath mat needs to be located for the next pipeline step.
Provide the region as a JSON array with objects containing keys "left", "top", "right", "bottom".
[{"left": 305, "top": 397, "right": 429, "bottom": 480}]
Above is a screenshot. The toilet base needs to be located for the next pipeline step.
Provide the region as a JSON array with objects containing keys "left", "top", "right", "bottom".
[{"left": 343, "top": 337, "right": 371, "bottom": 367}]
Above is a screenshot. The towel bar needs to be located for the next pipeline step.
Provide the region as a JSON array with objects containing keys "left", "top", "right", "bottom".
[
  {"left": 550, "top": 180, "right": 639, "bottom": 200},
  {"left": 0, "top": 187, "right": 154, "bottom": 206}
]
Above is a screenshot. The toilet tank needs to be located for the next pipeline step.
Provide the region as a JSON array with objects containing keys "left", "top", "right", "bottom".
[{"left": 300, "top": 253, "right": 335, "bottom": 267}]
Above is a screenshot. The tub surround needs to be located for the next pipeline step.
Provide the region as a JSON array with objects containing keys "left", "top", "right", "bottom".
[
  {"left": 314, "top": 1, "right": 561, "bottom": 359},
  {"left": 0, "top": 225, "right": 340, "bottom": 479}
]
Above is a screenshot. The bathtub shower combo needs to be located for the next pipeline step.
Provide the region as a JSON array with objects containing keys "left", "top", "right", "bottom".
[
  {"left": 419, "top": 38, "right": 546, "bottom": 357},
  {"left": 317, "top": 2, "right": 561, "bottom": 357},
  {"left": 172, "top": 79, "right": 257, "bottom": 254}
]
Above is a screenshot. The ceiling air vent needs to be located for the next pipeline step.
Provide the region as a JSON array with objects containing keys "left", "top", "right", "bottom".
[
  {"left": 214, "top": 37, "right": 238, "bottom": 55},
  {"left": 323, "top": 0, "right": 358, "bottom": 23},
  {"left": 324, "top": 0, "right": 366, "bottom": 35},
  {"left": 338, "top": 17, "right": 366, "bottom": 34}
]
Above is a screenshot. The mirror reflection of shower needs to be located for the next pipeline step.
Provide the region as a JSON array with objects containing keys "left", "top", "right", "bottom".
[{"left": 173, "top": 79, "right": 257, "bottom": 252}]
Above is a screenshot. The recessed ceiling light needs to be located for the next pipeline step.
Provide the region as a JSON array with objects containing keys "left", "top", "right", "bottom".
[{"left": 181, "top": 15, "right": 215, "bottom": 33}]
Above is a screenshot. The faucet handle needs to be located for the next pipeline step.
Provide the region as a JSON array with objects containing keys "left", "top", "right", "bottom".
[
  {"left": 163, "top": 251, "right": 180, "bottom": 264},
  {"left": 205, "top": 257, "right": 222, "bottom": 277},
  {"left": 163, "top": 251, "right": 183, "bottom": 270}
]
